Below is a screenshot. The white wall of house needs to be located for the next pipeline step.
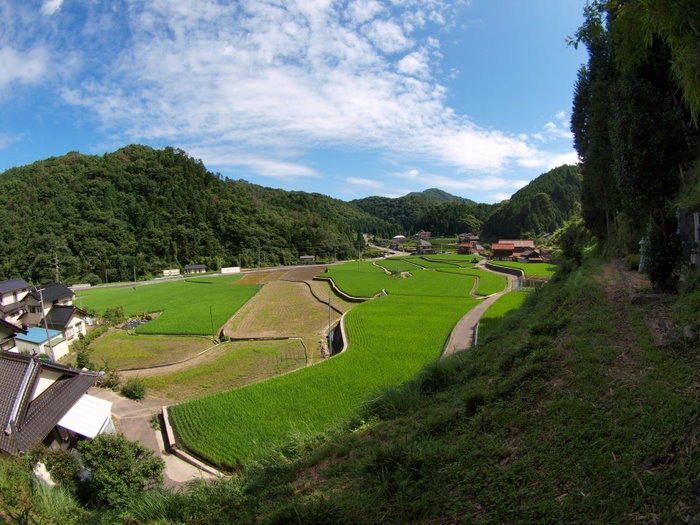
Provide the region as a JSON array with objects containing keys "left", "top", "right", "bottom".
[{"left": 15, "top": 337, "right": 69, "bottom": 361}]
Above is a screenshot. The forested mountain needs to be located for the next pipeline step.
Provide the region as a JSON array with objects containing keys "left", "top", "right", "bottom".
[
  {"left": 352, "top": 194, "right": 494, "bottom": 236},
  {"left": 0, "top": 142, "right": 583, "bottom": 285},
  {"left": 0, "top": 145, "right": 392, "bottom": 285},
  {"left": 480, "top": 164, "right": 582, "bottom": 241},
  {"left": 403, "top": 188, "right": 475, "bottom": 204},
  {"left": 353, "top": 165, "right": 581, "bottom": 238}
]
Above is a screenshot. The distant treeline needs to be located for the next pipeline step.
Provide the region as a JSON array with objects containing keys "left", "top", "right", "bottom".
[{"left": 0, "top": 144, "right": 581, "bottom": 284}]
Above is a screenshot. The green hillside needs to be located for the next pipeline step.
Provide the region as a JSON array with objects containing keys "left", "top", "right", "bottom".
[
  {"left": 0, "top": 145, "right": 392, "bottom": 284},
  {"left": 481, "top": 164, "right": 582, "bottom": 241}
]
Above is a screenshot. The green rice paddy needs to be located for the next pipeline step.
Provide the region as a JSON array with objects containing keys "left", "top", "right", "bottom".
[
  {"left": 77, "top": 276, "right": 258, "bottom": 335},
  {"left": 170, "top": 267, "right": 482, "bottom": 468}
]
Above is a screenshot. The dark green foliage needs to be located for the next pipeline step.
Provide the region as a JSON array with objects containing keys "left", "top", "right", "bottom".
[
  {"left": 481, "top": 165, "right": 582, "bottom": 240},
  {"left": 103, "top": 306, "right": 125, "bottom": 324},
  {"left": 120, "top": 377, "right": 146, "bottom": 400},
  {"left": 77, "top": 433, "right": 163, "bottom": 509},
  {"left": 645, "top": 220, "right": 682, "bottom": 291},
  {"left": 0, "top": 145, "right": 391, "bottom": 284},
  {"left": 551, "top": 217, "right": 591, "bottom": 265},
  {"left": 570, "top": 0, "right": 700, "bottom": 286}
]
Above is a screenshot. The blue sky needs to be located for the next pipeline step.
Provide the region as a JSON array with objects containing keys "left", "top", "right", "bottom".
[{"left": 0, "top": 0, "right": 587, "bottom": 203}]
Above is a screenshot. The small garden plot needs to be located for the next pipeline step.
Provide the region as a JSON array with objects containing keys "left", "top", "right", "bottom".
[
  {"left": 489, "top": 261, "right": 557, "bottom": 277},
  {"left": 170, "top": 291, "right": 479, "bottom": 468},
  {"left": 89, "top": 331, "right": 213, "bottom": 370},
  {"left": 78, "top": 276, "right": 259, "bottom": 335},
  {"left": 142, "top": 339, "right": 307, "bottom": 401}
]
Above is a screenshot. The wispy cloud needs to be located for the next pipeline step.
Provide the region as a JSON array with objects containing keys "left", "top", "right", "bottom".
[
  {"left": 5, "top": 0, "right": 573, "bottom": 187},
  {"left": 41, "top": 0, "right": 63, "bottom": 16},
  {"left": 0, "top": 46, "right": 50, "bottom": 91},
  {"left": 346, "top": 176, "right": 384, "bottom": 189}
]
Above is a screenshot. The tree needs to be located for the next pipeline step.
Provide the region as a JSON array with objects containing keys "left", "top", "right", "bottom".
[{"left": 78, "top": 433, "right": 163, "bottom": 509}]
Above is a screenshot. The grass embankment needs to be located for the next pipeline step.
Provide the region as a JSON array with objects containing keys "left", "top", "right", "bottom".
[
  {"left": 88, "top": 331, "right": 212, "bottom": 369},
  {"left": 77, "top": 276, "right": 258, "bottom": 335},
  {"left": 169, "top": 266, "right": 480, "bottom": 468},
  {"left": 141, "top": 259, "right": 699, "bottom": 523},
  {"left": 489, "top": 260, "right": 557, "bottom": 277}
]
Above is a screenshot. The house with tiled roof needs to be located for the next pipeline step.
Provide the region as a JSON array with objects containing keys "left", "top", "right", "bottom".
[
  {"left": 0, "top": 319, "right": 26, "bottom": 353},
  {"left": 491, "top": 243, "right": 515, "bottom": 260},
  {"left": 0, "top": 351, "right": 114, "bottom": 456},
  {"left": 0, "top": 279, "right": 30, "bottom": 326},
  {"left": 498, "top": 239, "right": 536, "bottom": 253}
]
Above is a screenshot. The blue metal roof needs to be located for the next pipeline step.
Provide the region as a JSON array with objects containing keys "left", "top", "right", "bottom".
[{"left": 15, "top": 327, "right": 61, "bottom": 344}]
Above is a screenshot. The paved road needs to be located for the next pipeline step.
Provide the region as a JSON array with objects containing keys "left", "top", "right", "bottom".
[
  {"left": 441, "top": 261, "right": 515, "bottom": 359},
  {"left": 88, "top": 387, "right": 217, "bottom": 488}
]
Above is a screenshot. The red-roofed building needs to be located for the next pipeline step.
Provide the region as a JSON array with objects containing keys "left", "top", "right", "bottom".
[
  {"left": 492, "top": 243, "right": 515, "bottom": 260},
  {"left": 498, "top": 239, "right": 535, "bottom": 253}
]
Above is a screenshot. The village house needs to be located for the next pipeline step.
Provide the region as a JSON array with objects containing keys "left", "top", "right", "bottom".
[
  {"left": 0, "top": 279, "right": 30, "bottom": 326},
  {"left": 184, "top": 264, "right": 207, "bottom": 274},
  {"left": 491, "top": 242, "right": 515, "bottom": 260},
  {"left": 0, "top": 319, "right": 25, "bottom": 353},
  {"left": 498, "top": 239, "right": 536, "bottom": 254},
  {"left": 415, "top": 230, "right": 432, "bottom": 240},
  {"left": 14, "top": 327, "right": 69, "bottom": 361},
  {"left": 458, "top": 242, "right": 477, "bottom": 255},
  {"left": 0, "top": 351, "right": 114, "bottom": 456},
  {"left": 415, "top": 239, "right": 435, "bottom": 255}
]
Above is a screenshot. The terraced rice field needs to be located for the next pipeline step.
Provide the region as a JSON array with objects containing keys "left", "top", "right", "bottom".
[
  {"left": 489, "top": 261, "right": 557, "bottom": 277},
  {"left": 78, "top": 276, "right": 259, "bottom": 335},
  {"left": 169, "top": 267, "right": 481, "bottom": 468},
  {"left": 138, "top": 339, "right": 307, "bottom": 401},
  {"left": 88, "top": 331, "right": 213, "bottom": 370}
]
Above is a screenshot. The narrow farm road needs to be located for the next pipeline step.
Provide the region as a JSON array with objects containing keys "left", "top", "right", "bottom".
[{"left": 441, "top": 261, "right": 515, "bottom": 359}]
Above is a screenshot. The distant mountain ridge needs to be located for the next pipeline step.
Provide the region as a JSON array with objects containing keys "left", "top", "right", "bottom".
[
  {"left": 0, "top": 144, "right": 581, "bottom": 285},
  {"left": 402, "top": 188, "right": 476, "bottom": 205}
]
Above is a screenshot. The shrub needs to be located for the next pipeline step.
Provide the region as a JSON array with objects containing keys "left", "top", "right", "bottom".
[
  {"left": 77, "top": 434, "right": 163, "bottom": 509},
  {"left": 103, "top": 306, "right": 125, "bottom": 325},
  {"left": 121, "top": 377, "right": 146, "bottom": 400}
]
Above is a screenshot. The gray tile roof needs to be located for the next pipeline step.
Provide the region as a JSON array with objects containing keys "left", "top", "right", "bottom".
[
  {"left": 0, "top": 352, "right": 100, "bottom": 455},
  {"left": 0, "top": 279, "right": 29, "bottom": 295},
  {"left": 28, "top": 283, "right": 74, "bottom": 304}
]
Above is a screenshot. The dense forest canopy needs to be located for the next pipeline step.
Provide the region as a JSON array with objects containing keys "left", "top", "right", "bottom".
[
  {"left": 0, "top": 145, "right": 392, "bottom": 284},
  {"left": 570, "top": 0, "right": 700, "bottom": 289},
  {"left": 0, "top": 144, "right": 581, "bottom": 285},
  {"left": 353, "top": 165, "right": 581, "bottom": 241}
]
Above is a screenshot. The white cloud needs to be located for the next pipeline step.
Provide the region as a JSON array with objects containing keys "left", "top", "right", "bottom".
[
  {"left": 41, "top": 0, "right": 64, "bottom": 16},
  {"left": 397, "top": 50, "right": 430, "bottom": 78},
  {"left": 0, "top": 47, "right": 49, "bottom": 90},
  {"left": 364, "top": 19, "right": 412, "bottom": 53},
  {"left": 18, "top": 0, "right": 571, "bottom": 185},
  {"left": 345, "top": 0, "right": 384, "bottom": 25},
  {"left": 346, "top": 176, "right": 384, "bottom": 188}
]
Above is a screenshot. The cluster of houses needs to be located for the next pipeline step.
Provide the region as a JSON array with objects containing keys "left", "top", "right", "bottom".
[
  {"left": 0, "top": 279, "right": 89, "bottom": 361},
  {"left": 0, "top": 278, "right": 114, "bottom": 457},
  {"left": 388, "top": 232, "right": 543, "bottom": 262}
]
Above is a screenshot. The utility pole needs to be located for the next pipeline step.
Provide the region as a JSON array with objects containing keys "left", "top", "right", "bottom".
[
  {"left": 38, "top": 288, "right": 54, "bottom": 359},
  {"left": 133, "top": 265, "right": 137, "bottom": 283},
  {"left": 52, "top": 253, "right": 60, "bottom": 283}
]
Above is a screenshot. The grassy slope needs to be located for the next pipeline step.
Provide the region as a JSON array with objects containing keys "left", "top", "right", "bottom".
[{"left": 143, "top": 259, "right": 699, "bottom": 524}]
